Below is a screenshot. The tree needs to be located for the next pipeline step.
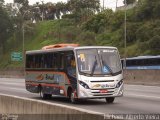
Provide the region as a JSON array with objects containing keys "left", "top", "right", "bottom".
[
  {"left": 14, "top": 0, "right": 29, "bottom": 15},
  {"left": 67, "top": 0, "right": 100, "bottom": 23},
  {"left": 83, "top": 9, "right": 114, "bottom": 33},
  {"left": 0, "top": 0, "right": 4, "bottom": 6},
  {"left": 135, "top": 0, "right": 160, "bottom": 21},
  {"left": 124, "top": 0, "right": 136, "bottom": 5},
  {"left": 148, "top": 35, "right": 160, "bottom": 55},
  {"left": 14, "top": 0, "right": 29, "bottom": 6},
  {"left": 0, "top": 7, "right": 13, "bottom": 54}
]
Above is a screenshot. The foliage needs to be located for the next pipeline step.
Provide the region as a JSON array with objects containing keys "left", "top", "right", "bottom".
[
  {"left": 0, "top": 7, "right": 13, "bottom": 54},
  {"left": 135, "top": 0, "right": 160, "bottom": 21},
  {"left": 82, "top": 9, "right": 113, "bottom": 33},
  {"left": 76, "top": 31, "right": 96, "bottom": 45},
  {"left": 67, "top": 0, "right": 100, "bottom": 23},
  {"left": 124, "top": 0, "right": 136, "bottom": 5},
  {"left": 1, "top": 0, "right": 160, "bottom": 68}
]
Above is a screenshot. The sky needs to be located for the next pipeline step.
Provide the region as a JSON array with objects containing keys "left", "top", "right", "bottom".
[{"left": 4, "top": 0, "right": 124, "bottom": 10}]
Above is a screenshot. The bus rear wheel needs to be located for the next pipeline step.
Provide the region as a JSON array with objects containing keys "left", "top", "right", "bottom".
[
  {"left": 39, "top": 87, "right": 51, "bottom": 100},
  {"left": 105, "top": 97, "right": 115, "bottom": 103},
  {"left": 70, "top": 91, "right": 76, "bottom": 103},
  {"left": 68, "top": 90, "right": 77, "bottom": 104}
]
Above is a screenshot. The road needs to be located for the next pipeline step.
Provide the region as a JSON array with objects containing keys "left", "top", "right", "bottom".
[{"left": 0, "top": 78, "right": 160, "bottom": 114}]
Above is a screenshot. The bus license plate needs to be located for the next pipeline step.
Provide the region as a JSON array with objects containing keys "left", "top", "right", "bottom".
[{"left": 100, "top": 90, "right": 108, "bottom": 93}]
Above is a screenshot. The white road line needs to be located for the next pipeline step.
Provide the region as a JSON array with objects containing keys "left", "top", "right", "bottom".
[
  {"left": 0, "top": 82, "right": 24, "bottom": 85},
  {"left": 125, "top": 89, "right": 160, "bottom": 93},
  {"left": 126, "top": 93, "right": 160, "bottom": 99},
  {"left": 7, "top": 87, "right": 25, "bottom": 91}
]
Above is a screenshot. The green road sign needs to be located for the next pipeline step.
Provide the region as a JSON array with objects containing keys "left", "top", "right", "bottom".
[{"left": 11, "top": 52, "right": 23, "bottom": 61}]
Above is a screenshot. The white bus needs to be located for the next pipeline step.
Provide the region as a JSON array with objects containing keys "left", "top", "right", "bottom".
[{"left": 25, "top": 44, "right": 123, "bottom": 103}]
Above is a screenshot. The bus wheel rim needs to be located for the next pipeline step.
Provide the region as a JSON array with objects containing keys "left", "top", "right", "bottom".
[{"left": 71, "top": 92, "right": 74, "bottom": 103}]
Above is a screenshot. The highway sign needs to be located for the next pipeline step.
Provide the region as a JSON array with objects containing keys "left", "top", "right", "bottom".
[{"left": 11, "top": 52, "right": 22, "bottom": 61}]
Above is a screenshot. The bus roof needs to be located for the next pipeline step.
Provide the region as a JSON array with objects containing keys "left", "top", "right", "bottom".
[
  {"left": 26, "top": 46, "right": 118, "bottom": 55},
  {"left": 42, "top": 44, "right": 79, "bottom": 50}
]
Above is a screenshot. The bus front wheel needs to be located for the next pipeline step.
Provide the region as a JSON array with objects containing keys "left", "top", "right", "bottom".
[{"left": 105, "top": 97, "right": 115, "bottom": 103}]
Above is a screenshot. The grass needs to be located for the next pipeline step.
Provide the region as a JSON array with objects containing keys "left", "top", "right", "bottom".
[{"left": 0, "top": 19, "right": 156, "bottom": 69}]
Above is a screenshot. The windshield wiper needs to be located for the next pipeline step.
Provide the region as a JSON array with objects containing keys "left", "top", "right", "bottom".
[
  {"left": 91, "top": 56, "right": 98, "bottom": 76},
  {"left": 100, "top": 55, "right": 113, "bottom": 75}
]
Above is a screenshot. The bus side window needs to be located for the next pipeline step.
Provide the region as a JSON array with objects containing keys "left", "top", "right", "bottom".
[
  {"left": 59, "top": 52, "right": 65, "bottom": 70},
  {"left": 26, "top": 55, "right": 31, "bottom": 68},
  {"left": 53, "top": 53, "right": 58, "bottom": 69}
]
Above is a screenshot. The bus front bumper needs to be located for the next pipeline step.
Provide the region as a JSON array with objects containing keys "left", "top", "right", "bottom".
[{"left": 77, "top": 83, "right": 124, "bottom": 99}]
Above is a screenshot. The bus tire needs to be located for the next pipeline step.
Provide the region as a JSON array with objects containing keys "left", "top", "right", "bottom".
[
  {"left": 70, "top": 91, "right": 76, "bottom": 104},
  {"left": 105, "top": 97, "right": 115, "bottom": 103},
  {"left": 67, "top": 87, "right": 77, "bottom": 103},
  {"left": 39, "top": 87, "right": 48, "bottom": 100}
]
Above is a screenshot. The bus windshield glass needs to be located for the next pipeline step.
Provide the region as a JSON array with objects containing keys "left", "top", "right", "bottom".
[{"left": 76, "top": 48, "right": 121, "bottom": 76}]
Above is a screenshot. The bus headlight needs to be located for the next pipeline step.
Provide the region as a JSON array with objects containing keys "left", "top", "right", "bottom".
[
  {"left": 79, "top": 81, "right": 90, "bottom": 89},
  {"left": 116, "top": 80, "right": 123, "bottom": 88}
]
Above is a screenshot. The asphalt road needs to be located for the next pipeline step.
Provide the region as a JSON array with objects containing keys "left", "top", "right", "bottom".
[{"left": 0, "top": 78, "right": 160, "bottom": 114}]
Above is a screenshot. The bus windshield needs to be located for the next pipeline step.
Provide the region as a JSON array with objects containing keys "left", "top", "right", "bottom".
[{"left": 76, "top": 48, "right": 121, "bottom": 76}]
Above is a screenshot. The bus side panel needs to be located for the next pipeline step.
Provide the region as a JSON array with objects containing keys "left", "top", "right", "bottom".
[
  {"left": 25, "top": 82, "right": 39, "bottom": 93},
  {"left": 25, "top": 71, "right": 70, "bottom": 97}
]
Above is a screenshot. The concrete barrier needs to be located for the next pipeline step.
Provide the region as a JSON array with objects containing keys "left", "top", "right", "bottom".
[
  {"left": 0, "top": 94, "right": 105, "bottom": 120},
  {"left": 0, "top": 69, "right": 24, "bottom": 78},
  {"left": 124, "top": 70, "right": 160, "bottom": 86},
  {"left": 0, "top": 69, "right": 159, "bottom": 86}
]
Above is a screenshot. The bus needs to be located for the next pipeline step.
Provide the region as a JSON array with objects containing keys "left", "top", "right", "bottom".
[
  {"left": 121, "top": 56, "right": 160, "bottom": 70},
  {"left": 25, "top": 44, "right": 124, "bottom": 103}
]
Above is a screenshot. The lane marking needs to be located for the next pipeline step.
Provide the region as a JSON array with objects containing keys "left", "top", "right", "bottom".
[
  {"left": 125, "top": 89, "right": 160, "bottom": 93},
  {"left": 126, "top": 93, "right": 160, "bottom": 99},
  {"left": 0, "top": 82, "right": 24, "bottom": 85}
]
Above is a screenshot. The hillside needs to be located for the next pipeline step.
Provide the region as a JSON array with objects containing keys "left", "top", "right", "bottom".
[{"left": 0, "top": 0, "right": 160, "bottom": 69}]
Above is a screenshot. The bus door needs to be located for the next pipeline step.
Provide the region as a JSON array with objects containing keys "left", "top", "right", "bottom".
[{"left": 65, "top": 52, "right": 77, "bottom": 91}]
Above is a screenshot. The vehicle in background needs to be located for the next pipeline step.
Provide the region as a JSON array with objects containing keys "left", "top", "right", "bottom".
[
  {"left": 25, "top": 44, "right": 123, "bottom": 103},
  {"left": 121, "top": 56, "right": 160, "bottom": 70}
]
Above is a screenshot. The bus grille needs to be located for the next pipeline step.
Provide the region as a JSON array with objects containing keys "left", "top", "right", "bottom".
[
  {"left": 91, "top": 88, "right": 115, "bottom": 96},
  {"left": 93, "top": 94, "right": 113, "bottom": 96},
  {"left": 90, "top": 80, "right": 114, "bottom": 82}
]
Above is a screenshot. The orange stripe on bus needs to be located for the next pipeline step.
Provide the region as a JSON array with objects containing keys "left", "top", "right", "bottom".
[{"left": 26, "top": 71, "right": 71, "bottom": 84}]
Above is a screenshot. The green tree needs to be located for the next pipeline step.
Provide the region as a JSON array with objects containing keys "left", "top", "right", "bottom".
[
  {"left": 83, "top": 9, "right": 113, "bottom": 33},
  {"left": 76, "top": 31, "right": 96, "bottom": 45},
  {"left": 14, "top": 0, "right": 29, "bottom": 7},
  {"left": 135, "top": 0, "right": 160, "bottom": 21},
  {"left": 0, "top": 7, "right": 13, "bottom": 54},
  {"left": 14, "top": 0, "right": 29, "bottom": 15},
  {"left": 0, "top": 0, "right": 4, "bottom": 6},
  {"left": 67, "top": 0, "right": 100, "bottom": 23},
  {"left": 148, "top": 35, "right": 160, "bottom": 55},
  {"left": 124, "top": 0, "right": 136, "bottom": 5}
]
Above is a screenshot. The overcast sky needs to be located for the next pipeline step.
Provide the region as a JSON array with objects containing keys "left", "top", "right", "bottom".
[{"left": 4, "top": 0, "right": 124, "bottom": 10}]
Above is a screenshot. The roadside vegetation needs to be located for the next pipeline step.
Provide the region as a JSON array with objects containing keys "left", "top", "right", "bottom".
[{"left": 0, "top": 0, "right": 160, "bottom": 69}]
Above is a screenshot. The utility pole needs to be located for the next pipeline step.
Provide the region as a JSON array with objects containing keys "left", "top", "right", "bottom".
[
  {"left": 116, "top": 0, "right": 118, "bottom": 10},
  {"left": 103, "top": 0, "right": 104, "bottom": 11},
  {"left": 124, "top": 0, "right": 127, "bottom": 70},
  {"left": 41, "top": 1, "right": 44, "bottom": 21},
  {"left": 22, "top": 7, "right": 39, "bottom": 71}
]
